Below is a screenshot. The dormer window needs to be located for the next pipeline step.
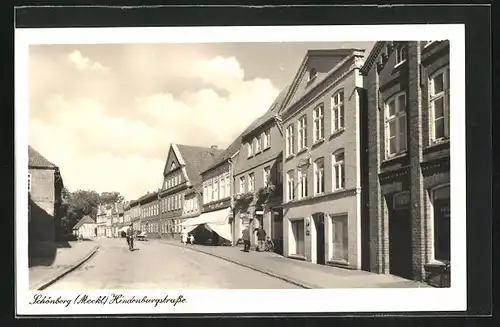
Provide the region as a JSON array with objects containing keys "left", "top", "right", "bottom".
[
  {"left": 308, "top": 68, "right": 317, "bottom": 82},
  {"left": 171, "top": 162, "right": 176, "bottom": 170},
  {"left": 395, "top": 44, "right": 407, "bottom": 66}
]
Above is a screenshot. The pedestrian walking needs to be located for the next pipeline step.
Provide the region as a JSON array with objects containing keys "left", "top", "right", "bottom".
[
  {"left": 181, "top": 230, "right": 188, "bottom": 245},
  {"left": 241, "top": 227, "right": 250, "bottom": 252},
  {"left": 189, "top": 234, "right": 195, "bottom": 245},
  {"left": 126, "top": 223, "right": 134, "bottom": 251},
  {"left": 255, "top": 226, "right": 267, "bottom": 252}
]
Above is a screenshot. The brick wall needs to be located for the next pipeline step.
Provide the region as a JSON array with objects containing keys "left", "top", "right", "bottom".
[{"left": 28, "top": 168, "right": 56, "bottom": 244}]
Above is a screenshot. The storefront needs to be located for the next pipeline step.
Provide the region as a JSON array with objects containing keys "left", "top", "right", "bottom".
[{"left": 180, "top": 207, "right": 232, "bottom": 244}]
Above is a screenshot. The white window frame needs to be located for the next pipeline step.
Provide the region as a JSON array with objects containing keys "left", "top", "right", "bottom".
[
  {"left": 207, "top": 181, "right": 213, "bottom": 202},
  {"left": 331, "top": 90, "right": 345, "bottom": 132},
  {"left": 314, "top": 158, "right": 325, "bottom": 195},
  {"left": 286, "top": 124, "right": 295, "bottom": 157},
  {"left": 286, "top": 170, "right": 295, "bottom": 202},
  {"left": 429, "top": 66, "right": 450, "bottom": 143},
  {"left": 298, "top": 115, "right": 307, "bottom": 150},
  {"left": 277, "top": 161, "right": 283, "bottom": 184},
  {"left": 332, "top": 150, "right": 345, "bottom": 191},
  {"left": 213, "top": 178, "right": 219, "bottom": 201},
  {"left": 239, "top": 176, "right": 246, "bottom": 194},
  {"left": 263, "top": 166, "right": 271, "bottom": 186},
  {"left": 395, "top": 44, "right": 407, "bottom": 66},
  {"left": 263, "top": 129, "right": 271, "bottom": 149},
  {"left": 313, "top": 104, "right": 325, "bottom": 143},
  {"left": 219, "top": 175, "right": 225, "bottom": 199},
  {"left": 297, "top": 169, "right": 308, "bottom": 200},
  {"left": 225, "top": 174, "right": 231, "bottom": 198},
  {"left": 385, "top": 92, "right": 408, "bottom": 158},
  {"left": 253, "top": 137, "right": 260, "bottom": 154},
  {"left": 248, "top": 173, "right": 255, "bottom": 192},
  {"left": 247, "top": 142, "right": 252, "bottom": 157},
  {"left": 203, "top": 183, "right": 208, "bottom": 204},
  {"left": 28, "top": 173, "right": 31, "bottom": 193}
]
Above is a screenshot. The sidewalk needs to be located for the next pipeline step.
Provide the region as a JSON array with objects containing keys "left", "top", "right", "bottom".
[
  {"left": 29, "top": 240, "right": 99, "bottom": 290},
  {"left": 159, "top": 240, "right": 430, "bottom": 289}
]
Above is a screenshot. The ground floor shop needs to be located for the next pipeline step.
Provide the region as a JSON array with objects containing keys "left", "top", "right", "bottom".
[
  {"left": 181, "top": 207, "right": 232, "bottom": 245},
  {"left": 372, "top": 158, "right": 450, "bottom": 287},
  {"left": 282, "top": 190, "right": 362, "bottom": 269}
]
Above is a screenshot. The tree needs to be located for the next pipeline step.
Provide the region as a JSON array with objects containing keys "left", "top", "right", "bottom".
[
  {"left": 66, "top": 190, "right": 100, "bottom": 229},
  {"left": 99, "top": 191, "right": 124, "bottom": 204}
]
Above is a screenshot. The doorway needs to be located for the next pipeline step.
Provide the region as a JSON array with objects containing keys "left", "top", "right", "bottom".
[
  {"left": 313, "top": 213, "right": 326, "bottom": 265},
  {"left": 388, "top": 208, "right": 413, "bottom": 279}
]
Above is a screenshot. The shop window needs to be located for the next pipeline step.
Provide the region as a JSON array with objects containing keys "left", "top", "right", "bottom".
[
  {"left": 432, "top": 185, "right": 450, "bottom": 262},
  {"left": 331, "top": 215, "right": 348, "bottom": 262},
  {"left": 291, "top": 219, "right": 305, "bottom": 255}
]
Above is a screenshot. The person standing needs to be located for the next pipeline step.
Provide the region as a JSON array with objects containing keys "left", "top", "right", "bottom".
[
  {"left": 255, "top": 226, "right": 267, "bottom": 252},
  {"left": 126, "top": 223, "right": 134, "bottom": 251},
  {"left": 241, "top": 227, "right": 250, "bottom": 252},
  {"left": 189, "top": 234, "right": 195, "bottom": 245}
]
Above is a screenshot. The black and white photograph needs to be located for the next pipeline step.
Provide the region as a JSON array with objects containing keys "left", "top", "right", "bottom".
[{"left": 15, "top": 23, "right": 467, "bottom": 315}]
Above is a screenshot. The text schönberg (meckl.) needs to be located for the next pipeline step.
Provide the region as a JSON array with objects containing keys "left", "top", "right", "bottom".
[{"left": 29, "top": 293, "right": 187, "bottom": 307}]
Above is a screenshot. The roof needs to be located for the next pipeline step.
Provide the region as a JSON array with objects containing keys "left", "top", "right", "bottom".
[
  {"left": 185, "top": 183, "right": 202, "bottom": 196},
  {"left": 176, "top": 144, "right": 224, "bottom": 186},
  {"left": 28, "top": 146, "right": 57, "bottom": 169},
  {"left": 360, "top": 41, "right": 385, "bottom": 75},
  {"left": 240, "top": 86, "right": 290, "bottom": 140},
  {"left": 137, "top": 191, "right": 158, "bottom": 204},
  {"left": 201, "top": 132, "right": 244, "bottom": 174},
  {"left": 72, "top": 216, "right": 96, "bottom": 229}
]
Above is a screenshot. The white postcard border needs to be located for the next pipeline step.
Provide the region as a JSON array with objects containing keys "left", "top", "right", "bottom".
[{"left": 15, "top": 24, "right": 466, "bottom": 315}]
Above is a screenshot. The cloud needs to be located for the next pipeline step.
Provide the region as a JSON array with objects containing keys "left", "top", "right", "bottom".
[
  {"left": 29, "top": 47, "right": 279, "bottom": 200},
  {"left": 68, "top": 50, "right": 109, "bottom": 73}
]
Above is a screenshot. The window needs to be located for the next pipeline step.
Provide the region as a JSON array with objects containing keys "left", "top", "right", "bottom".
[
  {"left": 286, "top": 170, "right": 295, "bottom": 201},
  {"left": 313, "top": 104, "right": 325, "bottom": 142},
  {"left": 277, "top": 161, "right": 283, "bottom": 184},
  {"left": 263, "top": 166, "right": 271, "bottom": 186},
  {"left": 395, "top": 45, "right": 407, "bottom": 65},
  {"left": 432, "top": 185, "right": 450, "bottom": 262},
  {"left": 248, "top": 173, "right": 255, "bottom": 192},
  {"left": 332, "top": 151, "right": 345, "bottom": 190},
  {"left": 220, "top": 176, "right": 225, "bottom": 199},
  {"left": 225, "top": 174, "right": 231, "bottom": 197},
  {"left": 332, "top": 90, "right": 345, "bottom": 131},
  {"left": 286, "top": 124, "right": 295, "bottom": 156},
  {"left": 314, "top": 158, "right": 325, "bottom": 195},
  {"left": 297, "top": 169, "right": 308, "bottom": 199},
  {"left": 28, "top": 173, "right": 31, "bottom": 192},
  {"left": 331, "top": 215, "right": 349, "bottom": 262},
  {"left": 308, "top": 68, "right": 317, "bottom": 82},
  {"left": 213, "top": 178, "right": 219, "bottom": 201},
  {"left": 429, "top": 66, "right": 450, "bottom": 142},
  {"left": 239, "top": 176, "right": 246, "bottom": 194},
  {"left": 207, "top": 181, "right": 213, "bottom": 202},
  {"left": 263, "top": 129, "right": 271, "bottom": 149},
  {"left": 253, "top": 137, "right": 260, "bottom": 154},
  {"left": 298, "top": 115, "right": 307, "bottom": 150},
  {"left": 385, "top": 92, "right": 407, "bottom": 157},
  {"left": 203, "top": 184, "right": 208, "bottom": 204},
  {"left": 247, "top": 142, "right": 253, "bottom": 157},
  {"left": 291, "top": 220, "right": 305, "bottom": 255}
]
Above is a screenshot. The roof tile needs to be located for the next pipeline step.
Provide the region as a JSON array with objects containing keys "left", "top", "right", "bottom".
[{"left": 28, "top": 146, "right": 57, "bottom": 169}]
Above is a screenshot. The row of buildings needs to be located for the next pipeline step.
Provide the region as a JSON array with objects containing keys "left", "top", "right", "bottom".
[{"left": 111, "top": 41, "right": 450, "bottom": 286}]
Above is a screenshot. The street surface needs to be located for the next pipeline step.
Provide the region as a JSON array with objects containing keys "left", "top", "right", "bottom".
[{"left": 47, "top": 238, "right": 299, "bottom": 290}]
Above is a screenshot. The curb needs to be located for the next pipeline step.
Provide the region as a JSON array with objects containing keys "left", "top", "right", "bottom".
[
  {"left": 36, "top": 244, "right": 100, "bottom": 291},
  {"left": 161, "top": 241, "right": 317, "bottom": 289}
]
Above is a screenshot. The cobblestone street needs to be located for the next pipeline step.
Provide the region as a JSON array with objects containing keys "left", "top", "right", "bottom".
[{"left": 46, "top": 238, "right": 300, "bottom": 290}]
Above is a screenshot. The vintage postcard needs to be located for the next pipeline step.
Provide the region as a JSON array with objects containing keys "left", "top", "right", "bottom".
[{"left": 15, "top": 24, "right": 466, "bottom": 315}]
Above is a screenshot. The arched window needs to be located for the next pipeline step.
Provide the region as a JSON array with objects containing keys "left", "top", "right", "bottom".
[
  {"left": 314, "top": 158, "right": 325, "bottom": 195},
  {"left": 331, "top": 90, "right": 345, "bottom": 132}
]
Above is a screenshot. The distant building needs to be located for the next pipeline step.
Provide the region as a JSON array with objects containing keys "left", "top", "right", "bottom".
[
  {"left": 232, "top": 88, "right": 288, "bottom": 253},
  {"left": 129, "top": 199, "right": 141, "bottom": 232},
  {"left": 361, "top": 41, "right": 450, "bottom": 286},
  {"left": 139, "top": 191, "right": 160, "bottom": 237},
  {"left": 96, "top": 204, "right": 107, "bottom": 237},
  {"left": 158, "top": 144, "right": 223, "bottom": 240},
  {"left": 72, "top": 215, "right": 97, "bottom": 239},
  {"left": 28, "top": 146, "right": 65, "bottom": 248}
]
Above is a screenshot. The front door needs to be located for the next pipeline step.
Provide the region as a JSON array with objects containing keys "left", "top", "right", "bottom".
[
  {"left": 389, "top": 208, "right": 413, "bottom": 279},
  {"left": 314, "top": 213, "right": 326, "bottom": 265}
]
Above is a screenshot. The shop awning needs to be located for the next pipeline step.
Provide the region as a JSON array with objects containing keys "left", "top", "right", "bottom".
[{"left": 180, "top": 208, "right": 232, "bottom": 241}]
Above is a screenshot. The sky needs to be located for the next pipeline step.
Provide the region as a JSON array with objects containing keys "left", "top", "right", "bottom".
[{"left": 29, "top": 41, "right": 374, "bottom": 201}]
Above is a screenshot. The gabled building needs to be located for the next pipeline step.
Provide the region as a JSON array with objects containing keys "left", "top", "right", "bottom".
[
  {"left": 96, "top": 204, "right": 107, "bottom": 237},
  {"left": 184, "top": 133, "right": 243, "bottom": 245},
  {"left": 72, "top": 215, "right": 96, "bottom": 239},
  {"left": 158, "top": 144, "right": 224, "bottom": 240},
  {"left": 28, "top": 146, "right": 65, "bottom": 248},
  {"left": 232, "top": 88, "right": 289, "bottom": 252},
  {"left": 279, "top": 49, "right": 367, "bottom": 269},
  {"left": 360, "top": 41, "right": 450, "bottom": 286}
]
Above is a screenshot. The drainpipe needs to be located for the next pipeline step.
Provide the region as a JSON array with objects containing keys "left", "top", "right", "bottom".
[{"left": 228, "top": 150, "right": 240, "bottom": 245}]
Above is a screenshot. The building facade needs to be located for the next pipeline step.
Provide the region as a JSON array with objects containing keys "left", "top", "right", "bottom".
[
  {"left": 280, "top": 49, "right": 367, "bottom": 269},
  {"left": 72, "top": 216, "right": 97, "bottom": 239},
  {"left": 158, "top": 144, "right": 224, "bottom": 240},
  {"left": 124, "top": 202, "right": 131, "bottom": 227},
  {"left": 361, "top": 41, "right": 450, "bottom": 286},
  {"left": 28, "top": 146, "right": 65, "bottom": 249},
  {"left": 232, "top": 89, "right": 288, "bottom": 252},
  {"left": 129, "top": 200, "right": 141, "bottom": 231},
  {"left": 139, "top": 192, "right": 160, "bottom": 237},
  {"left": 96, "top": 204, "right": 107, "bottom": 237}
]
